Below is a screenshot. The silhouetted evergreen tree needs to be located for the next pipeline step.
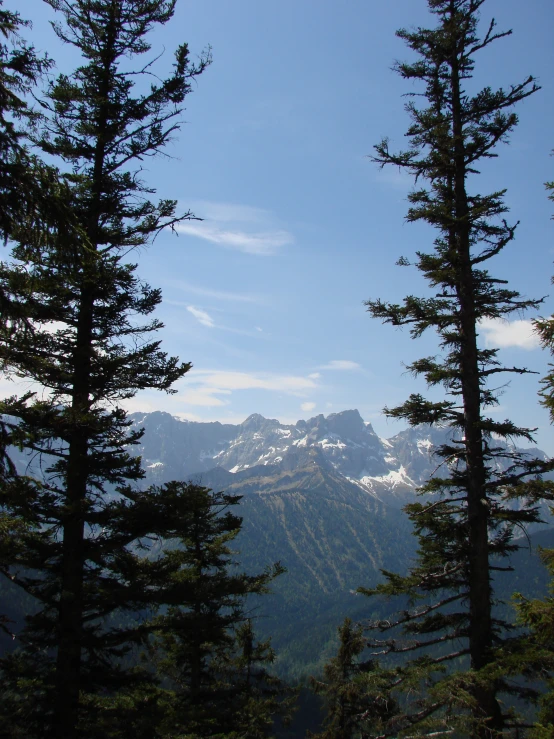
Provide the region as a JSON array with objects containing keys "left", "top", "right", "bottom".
[
  {"left": 148, "top": 482, "right": 291, "bottom": 738},
  {"left": 224, "top": 619, "right": 296, "bottom": 738},
  {"left": 333, "top": 1, "right": 554, "bottom": 736},
  {"left": 0, "top": 1, "right": 52, "bottom": 242},
  {"left": 309, "top": 618, "right": 397, "bottom": 739},
  {"left": 0, "top": 1, "right": 209, "bottom": 736}
]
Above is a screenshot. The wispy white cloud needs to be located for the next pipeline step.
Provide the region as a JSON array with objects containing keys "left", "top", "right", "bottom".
[
  {"left": 308, "top": 372, "right": 321, "bottom": 379},
  {"left": 187, "top": 305, "right": 215, "bottom": 328},
  {"left": 187, "top": 370, "right": 317, "bottom": 395},
  {"left": 479, "top": 318, "right": 540, "bottom": 350},
  {"left": 319, "top": 360, "right": 361, "bottom": 371},
  {"left": 301, "top": 401, "right": 316, "bottom": 412},
  {"left": 177, "top": 223, "right": 292, "bottom": 255},
  {"left": 178, "top": 388, "right": 230, "bottom": 407},
  {"left": 176, "top": 201, "right": 293, "bottom": 256},
  {"left": 178, "top": 304, "right": 266, "bottom": 339},
  {"left": 168, "top": 369, "right": 319, "bottom": 410}
]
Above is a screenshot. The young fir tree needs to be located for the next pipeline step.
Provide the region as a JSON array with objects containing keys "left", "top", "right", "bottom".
[
  {"left": 308, "top": 618, "right": 397, "bottom": 739},
  {"left": 321, "top": 1, "right": 554, "bottom": 736},
  {"left": 224, "top": 619, "right": 296, "bottom": 738},
  {"left": 148, "top": 482, "right": 291, "bottom": 739},
  {"left": 0, "top": 1, "right": 210, "bottom": 737}
]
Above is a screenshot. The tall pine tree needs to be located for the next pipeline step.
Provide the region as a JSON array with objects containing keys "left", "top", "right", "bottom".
[
  {"left": 329, "top": 1, "right": 554, "bottom": 736},
  {"left": 0, "top": 1, "right": 209, "bottom": 736}
]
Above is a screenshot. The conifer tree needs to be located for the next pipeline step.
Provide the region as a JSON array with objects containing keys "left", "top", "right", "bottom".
[
  {"left": 0, "top": 2, "right": 66, "bottom": 372},
  {"left": 337, "top": 1, "right": 554, "bottom": 736},
  {"left": 0, "top": 1, "right": 210, "bottom": 737},
  {"left": 148, "top": 482, "right": 291, "bottom": 739},
  {"left": 308, "top": 618, "right": 396, "bottom": 739},
  {"left": 224, "top": 619, "right": 296, "bottom": 738}
]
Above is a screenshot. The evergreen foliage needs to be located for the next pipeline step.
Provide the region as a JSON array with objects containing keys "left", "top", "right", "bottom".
[
  {"left": 308, "top": 618, "right": 397, "bottom": 739},
  {"left": 0, "top": 1, "right": 211, "bottom": 736},
  {"left": 0, "top": 0, "right": 73, "bottom": 654},
  {"left": 146, "top": 482, "right": 292, "bottom": 738},
  {"left": 514, "top": 547, "right": 554, "bottom": 739},
  {"left": 0, "top": 1, "right": 53, "bottom": 243},
  {"left": 317, "top": 1, "right": 554, "bottom": 736},
  {"left": 226, "top": 619, "right": 297, "bottom": 738}
]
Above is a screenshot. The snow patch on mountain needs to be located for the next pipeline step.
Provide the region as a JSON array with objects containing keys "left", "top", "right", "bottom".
[
  {"left": 362, "top": 465, "right": 414, "bottom": 489},
  {"left": 417, "top": 438, "right": 434, "bottom": 453}
]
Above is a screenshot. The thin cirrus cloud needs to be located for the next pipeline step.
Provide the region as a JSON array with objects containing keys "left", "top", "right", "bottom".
[
  {"left": 478, "top": 318, "right": 540, "bottom": 350},
  {"left": 175, "top": 370, "right": 319, "bottom": 407},
  {"left": 301, "top": 402, "right": 316, "bottom": 412},
  {"left": 184, "top": 304, "right": 266, "bottom": 338},
  {"left": 176, "top": 200, "right": 293, "bottom": 256},
  {"left": 186, "top": 305, "right": 215, "bottom": 328},
  {"left": 319, "top": 360, "right": 361, "bottom": 370}
]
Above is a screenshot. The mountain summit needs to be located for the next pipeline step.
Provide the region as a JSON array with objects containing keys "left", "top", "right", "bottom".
[{"left": 133, "top": 409, "right": 404, "bottom": 499}]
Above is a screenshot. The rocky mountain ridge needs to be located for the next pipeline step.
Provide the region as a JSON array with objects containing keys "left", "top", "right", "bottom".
[{"left": 132, "top": 408, "right": 547, "bottom": 507}]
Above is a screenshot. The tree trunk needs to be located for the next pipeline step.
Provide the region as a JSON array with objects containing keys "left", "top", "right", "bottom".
[
  {"left": 450, "top": 10, "right": 502, "bottom": 732},
  {"left": 52, "top": 9, "right": 116, "bottom": 732},
  {"left": 53, "top": 289, "right": 93, "bottom": 738}
]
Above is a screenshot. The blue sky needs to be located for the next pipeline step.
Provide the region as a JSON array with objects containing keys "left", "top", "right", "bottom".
[{"left": 13, "top": 0, "right": 554, "bottom": 451}]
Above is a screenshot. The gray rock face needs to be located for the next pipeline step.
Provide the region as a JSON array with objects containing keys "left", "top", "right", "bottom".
[
  {"left": 132, "top": 409, "right": 396, "bottom": 492},
  {"left": 131, "top": 410, "right": 552, "bottom": 514}
]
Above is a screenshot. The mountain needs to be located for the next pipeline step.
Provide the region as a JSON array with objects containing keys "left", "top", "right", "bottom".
[
  {"left": 129, "top": 409, "right": 552, "bottom": 677},
  {"left": 133, "top": 408, "right": 429, "bottom": 503},
  {"left": 133, "top": 408, "right": 550, "bottom": 504}
]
